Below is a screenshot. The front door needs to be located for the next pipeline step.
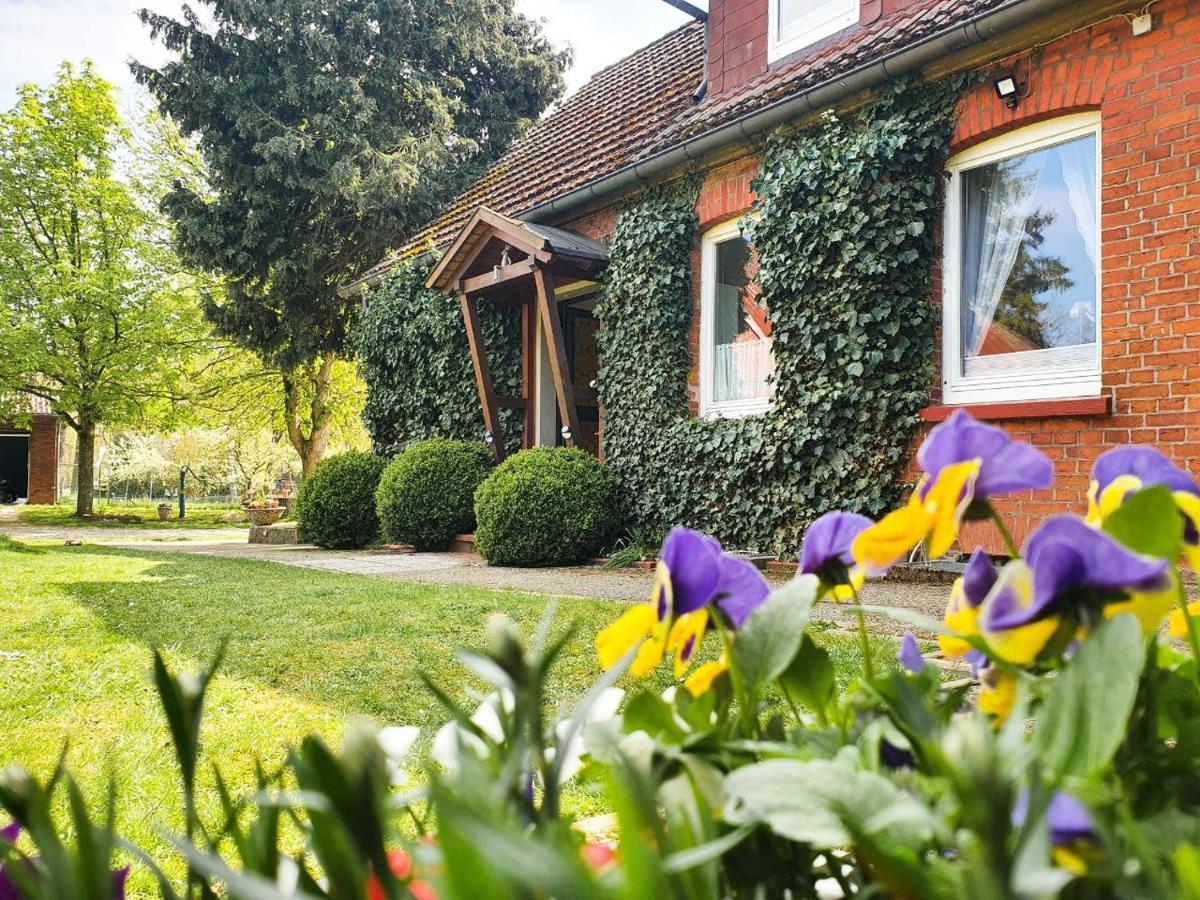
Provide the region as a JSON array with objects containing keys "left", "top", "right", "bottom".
[{"left": 562, "top": 306, "right": 601, "bottom": 456}]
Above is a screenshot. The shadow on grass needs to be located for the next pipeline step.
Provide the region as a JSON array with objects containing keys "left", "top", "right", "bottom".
[{"left": 53, "top": 544, "right": 621, "bottom": 725}]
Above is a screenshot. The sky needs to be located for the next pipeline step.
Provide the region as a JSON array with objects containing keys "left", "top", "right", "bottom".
[{"left": 0, "top": 0, "right": 700, "bottom": 107}]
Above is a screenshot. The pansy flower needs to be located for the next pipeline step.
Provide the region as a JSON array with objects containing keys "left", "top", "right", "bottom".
[
  {"left": 0, "top": 823, "right": 129, "bottom": 899},
  {"left": 596, "top": 527, "right": 769, "bottom": 694},
  {"left": 938, "top": 548, "right": 995, "bottom": 674},
  {"left": 977, "top": 665, "right": 1017, "bottom": 722},
  {"left": 1013, "top": 790, "right": 1099, "bottom": 877},
  {"left": 1088, "top": 446, "right": 1200, "bottom": 568},
  {"left": 897, "top": 633, "right": 925, "bottom": 674},
  {"left": 800, "top": 511, "right": 873, "bottom": 600},
  {"left": 980, "top": 516, "right": 1171, "bottom": 663},
  {"left": 852, "top": 411, "right": 1053, "bottom": 571}
]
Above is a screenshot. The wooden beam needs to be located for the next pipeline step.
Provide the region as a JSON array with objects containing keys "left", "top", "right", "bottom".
[
  {"left": 460, "top": 258, "right": 536, "bottom": 296},
  {"left": 533, "top": 266, "right": 581, "bottom": 449},
  {"left": 496, "top": 396, "right": 526, "bottom": 410},
  {"left": 458, "top": 292, "right": 505, "bottom": 461},
  {"left": 521, "top": 298, "right": 537, "bottom": 450}
]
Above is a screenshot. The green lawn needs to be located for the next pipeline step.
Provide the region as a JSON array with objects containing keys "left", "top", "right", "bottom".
[
  {"left": 18, "top": 500, "right": 249, "bottom": 528},
  {"left": 0, "top": 539, "right": 897, "bottom": 895}
]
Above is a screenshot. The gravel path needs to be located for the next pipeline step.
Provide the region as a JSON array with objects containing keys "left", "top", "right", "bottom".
[{"left": 1, "top": 510, "right": 951, "bottom": 638}]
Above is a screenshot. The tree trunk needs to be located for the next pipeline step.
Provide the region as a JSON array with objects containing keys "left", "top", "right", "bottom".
[
  {"left": 74, "top": 417, "right": 96, "bottom": 518},
  {"left": 283, "top": 352, "right": 336, "bottom": 478}
]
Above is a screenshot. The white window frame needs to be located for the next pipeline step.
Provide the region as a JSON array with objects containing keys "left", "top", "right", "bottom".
[
  {"left": 768, "top": 0, "right": 858, "bottom": 63},
  {"left": 942, "top": 112, "right": 1103, "bottom": 405},
  {"left": 699, "top": 218, "right": 773, "bottom": 419}
]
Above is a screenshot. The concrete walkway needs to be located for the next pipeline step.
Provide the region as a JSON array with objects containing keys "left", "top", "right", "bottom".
[{"left": 1, "top": 510, "right": 951, "bottom": 637}]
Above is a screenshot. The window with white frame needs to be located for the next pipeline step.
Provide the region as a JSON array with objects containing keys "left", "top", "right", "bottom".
[
  {"left": 769, "top": 0, "right": 858, "bottom": 63},
  {"left": 699, "top": 220, "right": 775, "bottom": 417},
  {"left": 942, "top": 113, "right": 1102, "bottom": 405}
]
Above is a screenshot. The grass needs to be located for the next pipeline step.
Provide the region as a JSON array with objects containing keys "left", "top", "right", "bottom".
[
  {"left": 17, "top": 500, "right": 249, "bottom": 529},
  {"left": 0, "top": 539, "right": 898, "bottom": 896}
]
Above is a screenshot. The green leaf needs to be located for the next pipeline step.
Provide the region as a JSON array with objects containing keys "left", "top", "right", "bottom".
[
  {"left": 731, "top": 575, "right": 819, "bottom": 696},
  {"left": 779, "top": 638, "right": 835, "bottom": 717},
  {"left": 1035, "top": 613, "right": 1146, "bottom": 778},
  {"left": 724, "top": 758, "right": 935, "bottom": 849},
  {"left": 1103, "top": 484, "right": 1183, "bottom": 560}
]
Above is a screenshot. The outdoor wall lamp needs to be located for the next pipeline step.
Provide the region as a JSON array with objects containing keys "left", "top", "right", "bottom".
[
  {"left": 993, "top": 74, "right": 1020, "bottom": 109},
  {"left": 484, "top": 430, "right": 494, "bottom": 444},
  {"left": 560, "top": 425, "right": 572, "bottom": 441}
]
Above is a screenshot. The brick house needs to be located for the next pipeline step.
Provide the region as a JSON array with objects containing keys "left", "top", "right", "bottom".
[
  {"left": 0, "top": 395, "right": 60, "bottom": 505},
  {"left": 351, "top": 0, "right": 1200, "bottom": 553}
]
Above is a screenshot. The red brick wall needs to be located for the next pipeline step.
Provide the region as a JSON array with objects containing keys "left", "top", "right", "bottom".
[
  {"left": 0, "top": 414, "right": 58, "bottom": 505},
  {"left": 558, "top": 0, "right": 1200, "bottom": 555},
  {"left": 707, "top": 0, "right": 769, "bottom": 96},
  {"left": 28, "top": 415, "right": 58, "bottom": 504},
  {"left": 928, "top": 0, "right": 1200, "bottom": 553}
]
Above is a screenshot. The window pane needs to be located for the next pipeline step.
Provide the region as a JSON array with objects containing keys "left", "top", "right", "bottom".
[
  {"left": 712, "top": 236, "right": 774, "bottom": 405},
  {"left": 778, "top": 0, "right": 852, "bottom": 43},
  {"left": 959, "top": 133, "right": 1098, "bottom": 377}
]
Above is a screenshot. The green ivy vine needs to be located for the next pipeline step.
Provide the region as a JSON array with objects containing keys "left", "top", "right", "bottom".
[
  {"left": 597, "top": 78, "right": 964, "bottom": 553},
  {"left": 353, "top": 260, "right": 523, "bottom": 457}
]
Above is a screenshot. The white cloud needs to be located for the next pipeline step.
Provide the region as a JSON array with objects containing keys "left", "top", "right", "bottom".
[{"left": 0, "top": 0, "right": 699, "bottom": 106}]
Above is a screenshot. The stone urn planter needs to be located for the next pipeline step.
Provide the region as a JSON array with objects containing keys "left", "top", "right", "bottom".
[
  {"left": 156, "top": 503, "right": 174, "bottom": 521},
  {"left": 244, "top": 504, "right": 284, "bottom": 527}
]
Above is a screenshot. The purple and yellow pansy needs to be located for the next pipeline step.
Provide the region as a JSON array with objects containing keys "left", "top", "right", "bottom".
[
  {"left": 1087, "top": 445, "right": 1200, "bottom": 568},
  {"left": 937, "top": 548, "right": 995, "bottom": 673},
  {"left": 1013, "top": 790, "right": 1099, "bottom": 877},
  {"left": 974, "top": 515, "right": 1172, "bottom": 665},
  {"left": 596, "top": 526, "right": 769, "bottom": 695},
  {"left": 851, "top": 411, "right": 1053, "bottom": 571},
  {"left": 799, "top": 511, "right": 873, "bottom": 600}
]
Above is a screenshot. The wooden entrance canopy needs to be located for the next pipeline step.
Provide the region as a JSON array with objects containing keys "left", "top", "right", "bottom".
[{"left": 425, "top": 206, "right": 608, "bottom": 460}]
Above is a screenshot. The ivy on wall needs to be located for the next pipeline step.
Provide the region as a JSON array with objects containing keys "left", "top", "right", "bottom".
[
  {"left": 353, "top": 261, "right": 523, "bottom": 457},
  {"left": 596, "top": 79, "right": 964, "bottom": 553}
]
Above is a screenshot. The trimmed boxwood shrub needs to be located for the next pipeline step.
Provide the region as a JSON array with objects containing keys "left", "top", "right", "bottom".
[
  {"left": 296, "top": 451, "right": 386, "bottom": 549},
  {"left": 474, "top": 447, "right": 619, "bottom": 567},
  {"left": 376, "top": 439, "right": 494, "bottom": 550}
]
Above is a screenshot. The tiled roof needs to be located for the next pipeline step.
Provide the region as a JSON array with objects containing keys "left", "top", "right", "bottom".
[
  {"left": 363, "top": 0, "right": 1006, "bottom": 283},
  {"left": 654, "top": 0, "right": 1003, "bottom": 150}
]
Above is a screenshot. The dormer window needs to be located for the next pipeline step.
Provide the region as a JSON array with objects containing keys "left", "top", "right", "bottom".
[{"left": 769, "top": 0, "right": 858, "bottom": 63}]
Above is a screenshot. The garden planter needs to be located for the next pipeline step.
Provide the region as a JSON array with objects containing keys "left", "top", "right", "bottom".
[
  {"left": 156, "top": 503, "right": 173, "bottom": 521},
  {"left": 244, "top": 505, "right": 284, "bottom": 526}
]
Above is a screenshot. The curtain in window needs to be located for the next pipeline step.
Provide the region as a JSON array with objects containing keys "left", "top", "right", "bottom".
[
  {"left": 961, "top": 160, "right": 1044, "bottom": 357},
  {"left": 1059, "top": 137, "right": 1098, "bottom": 272}
]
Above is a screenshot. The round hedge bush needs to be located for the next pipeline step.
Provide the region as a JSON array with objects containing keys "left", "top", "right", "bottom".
[
  {"left": 296, "top": 451, "right": 387, "bottom": 549},
  {"left": 376, "top": 439, "right": 495, "bottom": 550},
  {"left": 474, "top": 447, "right": 619, "bottom": 567}
]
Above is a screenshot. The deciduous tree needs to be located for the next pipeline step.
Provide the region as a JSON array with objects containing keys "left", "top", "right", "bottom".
[{"left": 0, "top": 63, "right": 210, "bottom": 515}]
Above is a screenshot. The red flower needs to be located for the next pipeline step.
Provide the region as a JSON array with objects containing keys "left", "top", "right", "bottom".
[
  {"left": 366, "top": 849, "right": 437, "bottom": 900},
  {"left": 581, "top": 842, "right": 617, "bottom": 871}
]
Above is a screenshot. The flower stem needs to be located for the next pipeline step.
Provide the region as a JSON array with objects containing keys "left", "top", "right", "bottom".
[
  {"left": 988, "top": 505, "right": 1020, "bottom": 560},
  {"left": 1174, "top": 570, "right": 1200, "bottom": 679},
  {"left": 849, "top": 582, "right": 875, "bottom": 682}
]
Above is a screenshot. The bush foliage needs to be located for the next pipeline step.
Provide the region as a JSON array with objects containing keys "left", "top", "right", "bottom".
[
  {"left": 295, "top": 450, "right": 386, "bottom": 549},
  {"left": 376, "top": 438, "right": 494, "bottom": 550},
  {"left": 596, "top": 78, "right": 962, "bottom": 553},
  {"left": 473, "top": 447, "right": 619, "bottom": 567},
  {"left": 353, "top": 262, "right": 523, "bottom": 457}
]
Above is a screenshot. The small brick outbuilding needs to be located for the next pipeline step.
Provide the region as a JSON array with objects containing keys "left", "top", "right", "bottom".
[{"left": 0, "top": 395, "right": 59, "bottom": 505}]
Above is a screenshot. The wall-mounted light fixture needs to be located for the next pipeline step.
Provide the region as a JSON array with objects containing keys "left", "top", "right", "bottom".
[
  {"left": 484, "top": 430, "right": 494, "bottom": 445},
  {"left": 993, "top": 74, "right": 1020, "bottom": 109},
  {"left": 560, "top": 425, "right": 572, "bottom": 442}
]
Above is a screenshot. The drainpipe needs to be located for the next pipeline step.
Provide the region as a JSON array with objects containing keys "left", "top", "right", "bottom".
[{"left": 520, "top": 0, "right": 1105, "bottom": 225}]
